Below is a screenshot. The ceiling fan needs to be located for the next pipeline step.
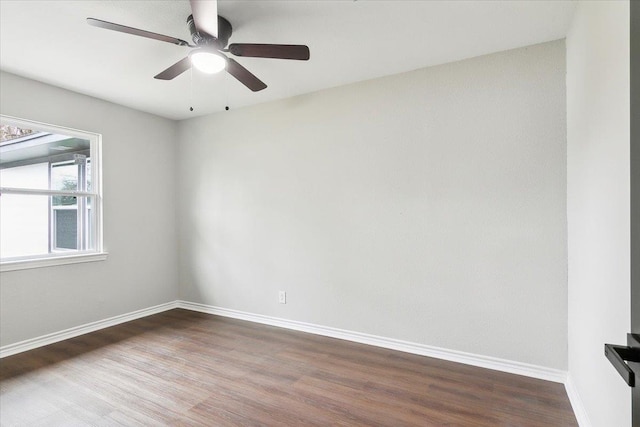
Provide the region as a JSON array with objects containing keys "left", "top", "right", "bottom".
[{"left": 87, "top": 0, "right": 310, "bottom": 92}]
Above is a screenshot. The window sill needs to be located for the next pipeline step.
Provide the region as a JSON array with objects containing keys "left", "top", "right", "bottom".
[{"left": 0, "top": 252, "right": 108, "bottom": 272}]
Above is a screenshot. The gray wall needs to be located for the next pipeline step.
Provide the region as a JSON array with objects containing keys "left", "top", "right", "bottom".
[
  {"left": 177, "top": 41, "right": 568, "bottom": 369},
  {"left": 0, "top": 72, "right": 178, "bottom": 346},
  {"left": 566, "top": 2, "right": 631, "bottom": 426}
]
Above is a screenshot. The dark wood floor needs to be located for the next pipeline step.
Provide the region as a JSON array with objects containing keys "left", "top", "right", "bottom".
[{"left": 0, "top": 309, "right": 577, "bottom": 426}]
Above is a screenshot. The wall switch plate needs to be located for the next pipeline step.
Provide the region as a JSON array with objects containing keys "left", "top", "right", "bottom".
[{"left": 278, "top": 291, "right": 286, "bottom": 304}]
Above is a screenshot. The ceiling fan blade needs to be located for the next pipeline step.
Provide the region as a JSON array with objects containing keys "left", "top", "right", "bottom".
[
  {"left": 226, "top": 58, "right": 267, "bottom": 92},
  {"left": 154, "top": 57, "right": 192, "bottom": 80},
  {"left": 87, "top": 18, "right": 191, "bottom": 47},
  {"left": 228, "top": 44, "right": 310, "bottom": 61},
  {"left": 189, "top": 0, "right": 218, "bottom": 38}
]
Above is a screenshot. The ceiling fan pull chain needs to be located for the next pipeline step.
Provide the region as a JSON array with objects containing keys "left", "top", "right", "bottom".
[
  {"left": 225, "top": 71, "right": 230, "bottom": 111},
  {"left": 189, "top": 67, "right": 194, "bottom": 112}
]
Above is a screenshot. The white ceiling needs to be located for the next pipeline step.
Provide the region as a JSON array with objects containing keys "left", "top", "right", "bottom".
[{"left": 0, "top": 0, "right": 576, "bottom": 121}]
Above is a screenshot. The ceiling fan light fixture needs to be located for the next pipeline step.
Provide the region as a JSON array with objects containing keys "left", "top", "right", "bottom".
[{"left": 190, "top": 50, "right": 226, "bottom": 74}]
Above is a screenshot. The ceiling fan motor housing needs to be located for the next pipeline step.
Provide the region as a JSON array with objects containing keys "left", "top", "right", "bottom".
[{"left": 187, "top": 15, "right": 232, "bottom": 49}]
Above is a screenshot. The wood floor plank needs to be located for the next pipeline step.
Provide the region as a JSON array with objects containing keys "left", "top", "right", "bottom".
[{"left": 0, "top": 309, "right": 577, "bottom": 426}]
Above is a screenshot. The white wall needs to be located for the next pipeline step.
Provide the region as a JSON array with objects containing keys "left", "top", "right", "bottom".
[
  {"left": 177, "top": 40, "right": 568, "bottom": 369},
  {"left": 566, "top": 1, "right": 631, "bottom": 426},
  {"left": 0, "top": 71, "right": 179, "bottom": 346}
]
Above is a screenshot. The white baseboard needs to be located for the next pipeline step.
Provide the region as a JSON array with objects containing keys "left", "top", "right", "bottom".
[
  {"left": 0, "top": 301, "right": 178, "bottom": 358},
  {"left": 565, "top": 375, "right": 592, "bottom": 427},
  {"left": 1, "top": 299, "right": 580, "bottom": 422},
  {"left": 0, "top": 298, "right": 568, "bottom": 385},
  {"left": 176, "top": 300, "right": 568, "bottom": 384}
]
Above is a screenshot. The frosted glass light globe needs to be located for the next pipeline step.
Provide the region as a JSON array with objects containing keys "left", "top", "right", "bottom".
[{"left": 190, "top": 50, "right": 226, "bottom": 74}]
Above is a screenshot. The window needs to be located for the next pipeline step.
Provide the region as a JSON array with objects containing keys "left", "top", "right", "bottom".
[{"left": 0, "top": 116, "right": 105, "bottom": 271}]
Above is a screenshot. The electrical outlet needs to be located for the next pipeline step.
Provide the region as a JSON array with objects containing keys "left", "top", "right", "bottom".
[{"left": 278, "top": 291, "right": 286, "bottom": 304}]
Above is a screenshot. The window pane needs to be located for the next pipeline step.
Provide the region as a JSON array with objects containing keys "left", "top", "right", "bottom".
[
  {"left": 54, "top": 208, "right": 77, "bottom": 250},
  {"left": 51, "top": 167, "right": 79, "bottom": 206},
  {"left": 52, "top": 195, "right": 93, "bottom": 253},
  {"left": 0, "top": 193, "right": 49, "bottom": 258},
  {"left": 0, "top": 127, "right": 90, "bottom": 190},
  {"left": 0, "top": 162, "right": 49, "bottom": 190},
  {"left": 51, "top": 161, "right": 78, "bottom": 191},
  {"left": 0, "top": 193, "right": 95, "bottom": 259}
]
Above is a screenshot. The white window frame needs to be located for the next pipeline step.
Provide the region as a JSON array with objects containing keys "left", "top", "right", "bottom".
[{"left": 0, "top": 115, "right": 106, "bottom": 272}]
